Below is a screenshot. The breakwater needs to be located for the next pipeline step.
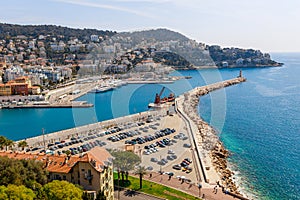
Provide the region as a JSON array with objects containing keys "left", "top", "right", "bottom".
[{"left": 178, "top": 76, "right": 246, "bottom": 196}]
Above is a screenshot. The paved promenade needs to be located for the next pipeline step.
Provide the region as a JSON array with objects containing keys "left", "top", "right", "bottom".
[{"left": 132, "top": 172, "right": 237, "bottom": 200}]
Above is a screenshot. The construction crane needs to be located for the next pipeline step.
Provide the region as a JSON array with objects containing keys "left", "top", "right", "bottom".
[{"left": 154, "top": 87, "right": 165, "bottom": 104}]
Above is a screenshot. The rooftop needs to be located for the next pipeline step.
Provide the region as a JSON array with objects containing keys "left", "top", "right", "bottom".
[{"left": 0, "top": 146, "right": 113, "bottom": 174}]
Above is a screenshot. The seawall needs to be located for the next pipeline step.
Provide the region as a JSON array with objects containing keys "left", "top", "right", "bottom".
[{"left": 176, "top": 76, "right": 247, "bottom": 197}]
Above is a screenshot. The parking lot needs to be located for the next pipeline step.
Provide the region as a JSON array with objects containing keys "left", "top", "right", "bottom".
[{"left": 27, "top": 113, "right": 197, "bottom": 183}]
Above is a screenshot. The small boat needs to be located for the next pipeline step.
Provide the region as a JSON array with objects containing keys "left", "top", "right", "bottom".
[{"left": 88, "top": 86, "right": 114, "bottom": 93}]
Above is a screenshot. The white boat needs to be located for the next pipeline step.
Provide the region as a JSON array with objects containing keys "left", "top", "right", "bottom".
[{"left": 88, "top": 86, "right": 114, "bottom": 93}]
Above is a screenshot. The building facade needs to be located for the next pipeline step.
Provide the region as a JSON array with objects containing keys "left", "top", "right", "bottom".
[{"left": 0, "top": 147, "right": 114, "bottom": 199}]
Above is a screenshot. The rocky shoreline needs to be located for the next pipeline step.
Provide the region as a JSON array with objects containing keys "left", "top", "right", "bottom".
[{"left": 181, "top": 77, "right": 246, "bottom": 195}]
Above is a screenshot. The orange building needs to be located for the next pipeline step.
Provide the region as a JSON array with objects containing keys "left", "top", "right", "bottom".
[
  {"left": 0, "top": 84, "right": 12, "bottom": 96},
  {"left": 0, "top": 147, "right": 114, "bottom": 200},
  {"left": 0, "top": 76, "right": 36, "bottom": 96},
  {"left": 10, "top": 83, "right": 29, "bottom": 95}
]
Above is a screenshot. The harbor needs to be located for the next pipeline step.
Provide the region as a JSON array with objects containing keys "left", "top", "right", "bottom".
[
  {"left": 18, "top": 75, "right": 247, "bottom": 200},
  {"left": 0, "top": 76, "right": 186, "bottom": 109}
]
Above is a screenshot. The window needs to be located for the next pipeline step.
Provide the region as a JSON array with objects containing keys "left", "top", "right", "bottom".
[
  {"left": 63, "top": 175, "right": 66, "bottom": 180},
  {"left": 55, "top": 175, "right": 61, "bottom": 180}
]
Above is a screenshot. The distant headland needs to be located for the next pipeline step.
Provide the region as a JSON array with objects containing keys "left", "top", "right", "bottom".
[{"left": 0, "top": 23, "right": 282, "bottom": 73}]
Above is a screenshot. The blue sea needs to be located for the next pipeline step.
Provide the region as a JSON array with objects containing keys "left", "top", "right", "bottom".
[{"left": 0, "top": 53, "right": 299, "bottom": 199}]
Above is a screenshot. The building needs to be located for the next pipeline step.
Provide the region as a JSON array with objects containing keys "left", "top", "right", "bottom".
[
  {"left": 0, "top": 147, "right": 114, "bottom": 200},
  {"left": 91, "top": 35, "right": 99, "bottom": 42},
  {"left": 10, "top": 82, "right": 29, "bottom": 95},
  {"left": 28, "top": 86, "right": 41, "bottom": 95},
  {"left": 0, "top": 76, "right": 31, "bottom": 96},
  {"left": 0, "top": 84, "right": 12, "bottom": 96}
]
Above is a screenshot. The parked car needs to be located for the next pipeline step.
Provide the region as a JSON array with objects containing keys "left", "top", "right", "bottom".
[{"left": 172, "top": 164, "right": 181, "bottom": 170}]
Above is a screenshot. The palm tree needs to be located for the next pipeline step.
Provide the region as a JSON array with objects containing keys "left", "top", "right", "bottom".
[
  {"left": 5, "top": 139, "right": 14, "bottom": 151},
  {"left": 18, "top": 140, "right": 28, "bottom": 151},
  {"left": 0, "top": 136, "right": 7, "bottom": 150},
  {"left": 134, "top": 166, "right": 147, "bottom": 189}
]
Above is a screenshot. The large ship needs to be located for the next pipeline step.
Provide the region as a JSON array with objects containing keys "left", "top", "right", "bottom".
[{"left": 148, "top": 87, "right": 175, "bottom": 108}]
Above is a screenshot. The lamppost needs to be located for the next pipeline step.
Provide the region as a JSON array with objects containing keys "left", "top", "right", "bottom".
[
  {"left": 118, "top": 168, "right": 120, "bottom": 200},
  {"left": 159, "top": 155, "right": 162, "bottom": 174},
  {"left": 198, "top": 183, "right": 202, "bottom": 197}
]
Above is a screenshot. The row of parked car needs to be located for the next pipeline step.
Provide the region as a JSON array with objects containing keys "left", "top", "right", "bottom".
[
  {"left": 143, "top": 138, "right": 174, "bottom": 155},
  {"left": 67, "top": 140, "right": 107, "bottom": 155},
  {"left": 29, "top": 117, "right": 162, "bottom": 153},
  {"left": 172, "top": 158, "right": 193, "bottom": 173},
  {"left": 107, "top": 130, "right": 143, "bottom": 142},
  {"left": 125, "top": 128, "right": 176, "bottom": 145}
]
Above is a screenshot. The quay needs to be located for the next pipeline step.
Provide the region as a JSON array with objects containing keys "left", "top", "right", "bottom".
[
  {"left": 1, "top": 102, "right": 93, "bottom": 109},
  {"left": 126, "top": 80, "right": 174, "bottom": 84}
]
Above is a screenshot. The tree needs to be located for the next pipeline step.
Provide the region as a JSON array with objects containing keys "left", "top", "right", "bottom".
[
  {"left": 0, "top": 184, "right": 36, "bottom": 200},
  {"left": 82, "top": 192, "right": 94, "bottom": 200},
  {"left": 0, "top": 136, "right": 8, "bottom": 150},
  {"left": 110, "top": 150, "right": 141, "bottom": 184},
  {"left": 96, "top": 190, "right": 106, "bottom": 200},
  {"left": 0, "top": 136, "right": 15, "bottom": 151},
  {"left": 4, "top": 139, "right": 14, "bottom": 151},
  {"left": 134, "top": 166, "right": 147, "bottom": 189},
  {"left": 18, "top": 140, "right": 28, "bottom": 151},
  {"left": 43, "top": 180, "right": 83, "bottom": 200},
  {"left": 0, "top": 156, "right": 48, "bottom": 187},
  {"left": 0, "top": 186, "right": 8, "bottom": 200}
]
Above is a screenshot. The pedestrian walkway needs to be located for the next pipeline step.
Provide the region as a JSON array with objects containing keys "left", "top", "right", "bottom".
[{"left": 133, "top": 172, "right": 238, "bottom": 200}]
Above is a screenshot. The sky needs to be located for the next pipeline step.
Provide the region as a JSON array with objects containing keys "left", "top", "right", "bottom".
[{"left": 1, "top": 0, "right": 300, "bottom": 52}]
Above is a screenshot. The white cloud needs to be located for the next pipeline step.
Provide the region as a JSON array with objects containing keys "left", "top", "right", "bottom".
[{"left": 53, "top": 0, "right": 156, "bottom": 18}]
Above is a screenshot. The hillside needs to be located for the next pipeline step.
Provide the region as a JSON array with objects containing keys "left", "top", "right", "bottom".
[
  {"left": 0, "top": 23, "right": 116, "bottom": 41},
  {"left": 0, "top": 23, "right": 282, "bottom": 71}
]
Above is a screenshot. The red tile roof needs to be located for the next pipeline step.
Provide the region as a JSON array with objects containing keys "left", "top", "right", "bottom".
[{"left": 0, "top": 147, "right": 112, "bottom": 174}]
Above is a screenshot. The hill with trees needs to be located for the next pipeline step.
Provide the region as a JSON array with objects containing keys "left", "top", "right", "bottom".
[{"left": 0, "top": 23, "right": 116, "bottom": 42}]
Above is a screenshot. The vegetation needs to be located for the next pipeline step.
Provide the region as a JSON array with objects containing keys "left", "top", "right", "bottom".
[
  {"left": 43, "top": 180, "right": 83, "bottom": 200},
  {"left": 0, "top": 23, "right": 116, "bottom": 42},
  {"left": 208, "top": 45, "right": 283, "bottom": 67},
  {"left": 0, "top": 136, "right": 14, "bottom": 151},
  {"left": 95, "top": 190, "right": 106, "bottom": 200},
  {"left": 18, "top": 140, "right": 28, "bottom": 151},
  {"left": 113, "top": 173, "right": 200, "bottom": 200},
  {"left": 153, "top": 51, "right": 192, "bottom": 68},
  {"left": 134, "top": 166, "right": 148, "bottom": 189},
  {"left": 110, "top": 149, "right": 141, "bottom": 183},
  {"left": 0, "top": 156, "right": 48, "bottom": 187},
  {"left": 0, "top": 184, "right": 36, "bottom": 200}
]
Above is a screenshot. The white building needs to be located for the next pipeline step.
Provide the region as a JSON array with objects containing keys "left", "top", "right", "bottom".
[{"left": 91, "top": 35, "right": 99, "bottom": 42}]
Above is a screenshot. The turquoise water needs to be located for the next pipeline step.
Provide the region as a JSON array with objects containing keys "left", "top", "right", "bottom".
[
  {"left": 200, "top": 53, "right": 300, "bottom": 199},
  {"left": 0, "top": 53, "right": 299, "bottom": 199}
]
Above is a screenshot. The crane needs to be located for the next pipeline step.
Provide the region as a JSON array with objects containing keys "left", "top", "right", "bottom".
[{"left": 154, "top": 87, "right": 165, "bottom": 104}]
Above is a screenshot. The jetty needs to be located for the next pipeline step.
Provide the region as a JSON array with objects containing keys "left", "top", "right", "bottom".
[{"left": 175, "top": 76, "right": 247, "bottom": 198}]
